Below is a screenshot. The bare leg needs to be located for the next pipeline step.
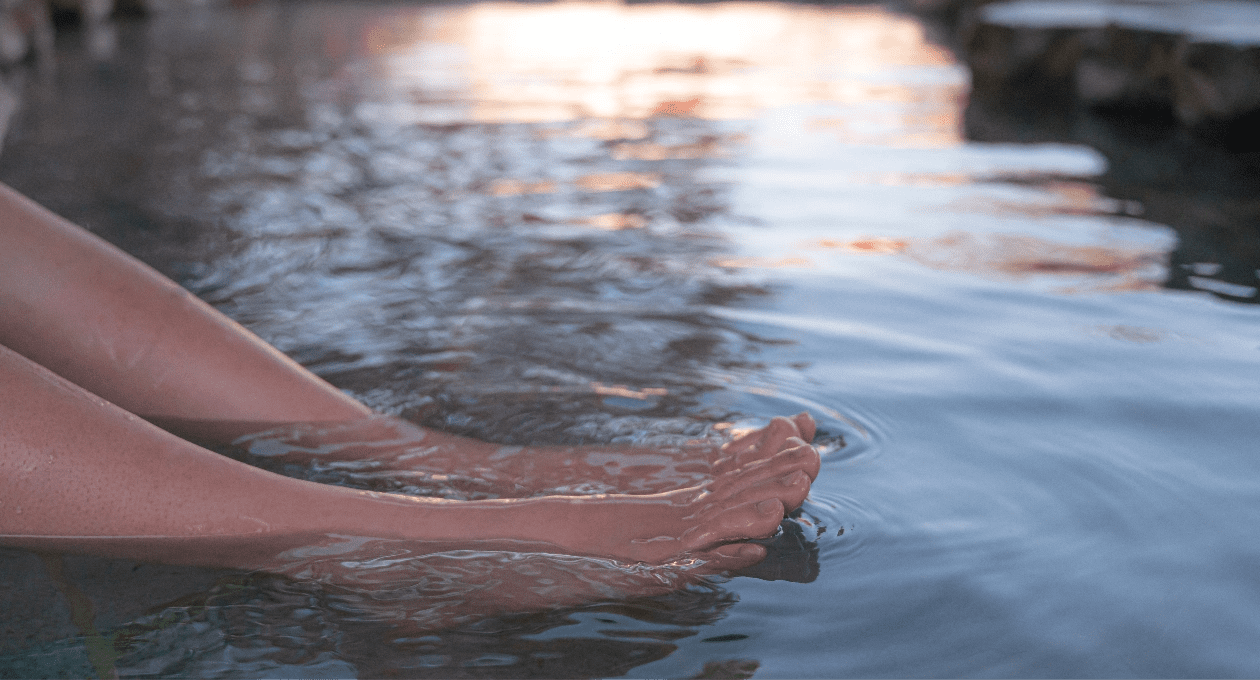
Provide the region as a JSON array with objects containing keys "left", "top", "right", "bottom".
[
  {"left": 0, "top": 343, "right": 811, "bottom": 572},
  {"left": 0, "top": 180, "right": 819, "bottom": 496},
  {"left": 228, "top": 413, "right": 820, "bottom": 498},
  {"left": 0, "top": 180, "right": 821, "bottom": 603},
  {"left": 0, "top": 182, "right": 370, "bottom": 424}
]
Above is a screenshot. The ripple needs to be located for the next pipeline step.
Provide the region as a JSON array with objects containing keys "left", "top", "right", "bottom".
[
  {"left": 704, "top": 380, "right": 889, "bottom": 467},
  {"left": 103, "top": 565, "right": 733, "bottom": 679},
  {"left": 796, "top": 488, "right": 884, "bottom": 567}
]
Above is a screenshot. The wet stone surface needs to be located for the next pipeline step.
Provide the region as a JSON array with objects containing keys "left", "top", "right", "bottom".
[
  {"left": 960, "top": 0, "right": 1260, "bottom": 148},
  {"left": 920, "top": 0, "right": 1260, "bottom": 303}
]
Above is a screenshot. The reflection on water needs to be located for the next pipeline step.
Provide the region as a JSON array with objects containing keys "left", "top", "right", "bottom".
[
  {"left": 809, "top": 231, "right": 1165, "bottom": 292},
  {"left": 2, "top": 0, "right": 1259, "bottom": 677},
  {"left": 99, "top": 568, "right": 735, "bottom": 678},
  {"left": 369, "top": 2, "right": 959, "bottom": 124},
  {"left": 965, "top": 84, "right": 1260, "bottom": 304}
]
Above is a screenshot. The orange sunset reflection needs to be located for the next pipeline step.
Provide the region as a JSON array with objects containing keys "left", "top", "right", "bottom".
[
  {"left": 809, "top": 233, "right": 1167, "bottom": 291},
  {"left": 354, "top": 1, "right": 965, "bottom": 144}
]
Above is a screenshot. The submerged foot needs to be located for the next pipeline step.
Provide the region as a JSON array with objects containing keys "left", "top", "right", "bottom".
[
  {"left": 233, "top": 412, "right": 821, "bottom": 570},
  {"left": 234, "top": 412, "right": 820, "bottom": 500},
  {"left": 512, "top": 435, "right": 817, "bottom": 567}
]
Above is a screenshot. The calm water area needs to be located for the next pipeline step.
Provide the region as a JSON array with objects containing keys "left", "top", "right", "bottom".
[{"left": 1, "top": 1, "right": 1259, "bottom": 677}]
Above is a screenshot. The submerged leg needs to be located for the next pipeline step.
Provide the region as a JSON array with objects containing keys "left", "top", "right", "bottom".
[
  {"left": 228, "top": 412, "right": 820, "bottom": 497},
  {"left": 0, "top": 181, "right": 821, "bottom": 587},
  {"left": 0, "top": 342, "right": 807, "bottom": 572}
]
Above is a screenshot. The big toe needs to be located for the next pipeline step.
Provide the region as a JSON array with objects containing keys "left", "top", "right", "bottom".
[
  {"left": 792, "top": 412, "right": 817, "bottom": 443},
  {"left": 728, "top": 468, "right": 810, "bottom": 512}
]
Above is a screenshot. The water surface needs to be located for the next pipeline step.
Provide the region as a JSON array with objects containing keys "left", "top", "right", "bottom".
[{"left": 1, "top": 1, "right": 1259, "bottom": 677}]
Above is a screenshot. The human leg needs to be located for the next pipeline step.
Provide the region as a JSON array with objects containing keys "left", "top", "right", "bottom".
[
  {"left": 0, "top": 182, "right": 819, "bottom": 494},
  {"left": 229, "top": 413, "right": 819, "bottom": 498},
  {"left": 0, "top": 182, "right": 370, "bottom": 425},
  {"left": 0, "top": 182, "right": 820, "bottom": 575},
  {"left": 0, "top": 342, "right": 806, "bottom": 571}
]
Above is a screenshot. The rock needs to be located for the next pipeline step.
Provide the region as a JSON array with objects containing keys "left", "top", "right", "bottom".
[
  {"left": 48, "top": 0, "right": 114, "bottom": 26},
  {"left": 1174, "top": 39, "right": 1260, "bottom": 125},
  {"left": 961, "top": 0, "right": 1260, "bottom": 146},
  {"left": 0, "top": 0, "right": 52, "bottom": 66}
]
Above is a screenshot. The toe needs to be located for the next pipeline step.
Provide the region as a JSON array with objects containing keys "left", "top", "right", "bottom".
[
  {"left": 782, "top": 440, "right": 821, "bottom": 481},
  {"left": 682, "top": 499, "right": 784, "bottom": 551},
  {"left": 733, "top": 417, "right": 799, "bottom": 466},
  {"left": 755, "top": 440, "right": 820, "bottom": 481},
  {"left": 776, "top": 469, "right": 811, "bottom": 511},
  {"left": 697, "top": 543, "right": 768, "bottom": 572},
  {"left": 724, "top": 468, "right": 810, "bottom": 512},
  {"left": 792, "top": 412, "right": 817, "bottom": 443},
  {"left": 705, "top": 448, "right": 797, "bottom": 499}
]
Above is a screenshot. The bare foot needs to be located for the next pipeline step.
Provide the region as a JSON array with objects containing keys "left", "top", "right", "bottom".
[
  {"left": 262, "top": 434, "right": 813, "bottom": 595},
  {"left": 713, "top": 413, "right": 818, "bottom": 478},
  {"left": 232, "top": 413, "right": 820, "bottom": 499},
  {"left": 227, "top": 413, "right": 820, "bottom": 570},
  {"left": 488, "top": 437, "right": 815, "bottom": 566}
]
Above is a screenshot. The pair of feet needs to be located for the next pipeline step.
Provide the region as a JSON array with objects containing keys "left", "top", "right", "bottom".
[{"left": 237, "top": 412, "right": 821, "bottom": 571}]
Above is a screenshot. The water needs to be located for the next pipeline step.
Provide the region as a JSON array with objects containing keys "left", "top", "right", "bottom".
[{"left": 1, "top": 1, "right": 1259, "bottom": 677}]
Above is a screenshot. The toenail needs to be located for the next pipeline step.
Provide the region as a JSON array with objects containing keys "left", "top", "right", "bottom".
[
  {"left": 756, "top": 499, "right": 780, "bottom": 515},
  {"left": 780, "top": 470, "right": 804, "bottom": 485}
]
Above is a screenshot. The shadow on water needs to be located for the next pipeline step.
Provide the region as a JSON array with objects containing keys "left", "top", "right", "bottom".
[
  {"left": 0, "top": 547, "right": 741, "bottom": 678},
  {"left": 964, "top": 88, "right": 1260, "bottom": 304},
  {"left": 4, "top": 530, "right": 813, "bottom": 677}
]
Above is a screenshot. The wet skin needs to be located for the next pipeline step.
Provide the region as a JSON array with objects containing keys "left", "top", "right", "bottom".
[
  {"left": 228, "top": 412, "right": 820, "bottom": 497},
  {"left": 0, "top": 181, "right": 821, "bottom": 583}
]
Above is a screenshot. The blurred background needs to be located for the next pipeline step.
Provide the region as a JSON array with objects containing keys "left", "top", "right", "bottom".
[{"left": 1, "top": 0, "right": 1258, "bottom": 677}]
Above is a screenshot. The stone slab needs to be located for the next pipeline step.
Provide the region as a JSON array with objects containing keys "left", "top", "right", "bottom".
[{"left": 963, "top": 0, "right": 1260, "bottom": 137}]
